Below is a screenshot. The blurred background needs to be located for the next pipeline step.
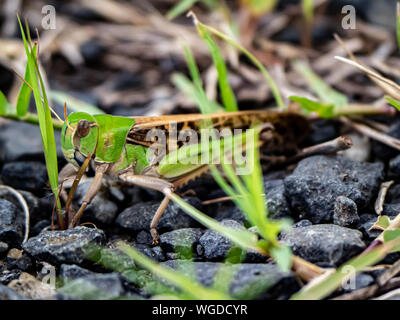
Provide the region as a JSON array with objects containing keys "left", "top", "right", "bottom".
[{"left": 0, "top": 0, "right": 399, "bottom": 118}]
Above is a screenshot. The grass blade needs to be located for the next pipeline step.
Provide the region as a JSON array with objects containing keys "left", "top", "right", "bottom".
[
  {"left": 188, "top": 12, "right": 284, "bottom": 108},
  {"left": 195, "top": 23, "right": 238, "bottom": 111},
  {"left": 16, "top": 65, "right": 31, "bottom": 117},
  {"left": 117, "top": 242, "right": 231, "bottom": 300},
  {"left": 167, "top": 0, "right": 199, "bottom": 20}
]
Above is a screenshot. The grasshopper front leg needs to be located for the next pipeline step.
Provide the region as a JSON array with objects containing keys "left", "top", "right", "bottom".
[
  {"left": 119, "top": 173, "right": 175, "bottom": 244},
  {"left": 68, "top": 163, "right": 109, "bottom": 228}
]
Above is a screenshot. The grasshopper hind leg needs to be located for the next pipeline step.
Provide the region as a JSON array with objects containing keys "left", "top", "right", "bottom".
[{"left": 118, "top": 173, "right": 175, "bottom": 244}]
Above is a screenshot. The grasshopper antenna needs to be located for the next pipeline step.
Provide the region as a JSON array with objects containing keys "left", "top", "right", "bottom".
[{"left": 64, "top": 102, "right": 73, "bottom": 129}]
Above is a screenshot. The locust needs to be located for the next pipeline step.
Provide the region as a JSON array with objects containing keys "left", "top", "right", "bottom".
[{"left": 58, "top": 107, "right": 309, "bottom": 243}]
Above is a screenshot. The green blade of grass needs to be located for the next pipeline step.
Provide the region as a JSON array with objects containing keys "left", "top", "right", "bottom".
[
  {"left": 167, "top": 0, "right": 199, "bottom": 20},
  {"left": 189, "top": 12, "right": 285, "bottom": 108},
  {"left": 17, "top": 15, "right": 63, "bottom": 227},
  {"left": 289, "top": 96, "right": 335, "bottom": 118},
  {"left": 293, "top": 61, "right": 348, "bottom": 108},
  {"left": 16, "top": 65, "right": 31, "bottom": 117},
  {"left": 302, "top": 0, "right": 314, "bottom": 24},
  {"left": 50, "top": 90, "right": 105, "bottom": 115},
  {"left": 117, "top": 242, "right": 231, "bottom": 300},
  {"left": 195, "top": 23, "right": 238, "bottom": 112},
  {"left": 172, "top": 73, "right": 223, "bottom": 113},
  {"left": 0, "top": 91, "right": 7, "bottom": 116},
  {"left": 397, "top": 3, "right": 400, "bottom": 51},
  {"left": 386, "top": 95, "right": 400, "bottom": 111}
]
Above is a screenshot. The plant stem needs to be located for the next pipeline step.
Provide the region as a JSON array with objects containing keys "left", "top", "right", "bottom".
[{"left": 1, "top": 112, "right": 63, "bottom": 130}]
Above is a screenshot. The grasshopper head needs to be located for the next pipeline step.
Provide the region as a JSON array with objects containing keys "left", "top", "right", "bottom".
[{"left": 61, "top": 112, "right": 99, "bottom": 167}]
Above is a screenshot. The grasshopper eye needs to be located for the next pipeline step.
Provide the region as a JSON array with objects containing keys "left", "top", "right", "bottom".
[{"left": 77, "top": 120, "right": 90, "bottom": 138}]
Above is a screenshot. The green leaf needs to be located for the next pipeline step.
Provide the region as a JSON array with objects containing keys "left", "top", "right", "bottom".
[
  {"left": 386, "top": 95, "right": 400, "bottom": 111},
  {"left": 17, "top": 15, "right": 61, "bottom": 224},
  {"left": 302, "top": 0, "right": 314, "bottom": 24},
  {"left": 270, "top": 245, "right": 292, "bottom": 272},
  {"left": 293, "top": 61, "right": 348, "bottom": 108},
  {"left": 383, "top": 229, "right": 400, "bottom": 252},
  {"left": 397, "top": 3, "right": 400, "bottom": 52},
  {"left": 289, "top": 96, "right": 335, "bottom": 118},
  {"left": 196, "top": 23, "right": 238, "bottom": 112},
  {"left": 371, "top": 216, "right": 391, "bottom": 231},
  {"left": 172, "top": 73, "right": 222, "bottom": 114},
  {"left": 0, "top": 91, "right": 8, "bottom": 116},
  {"left": 16, "top": 64, "right": 31, "bottom": 117},
  {"left": 166, "top": 0, "right": 199, "bottom": 20},
  {"left": 190, "top": 15, "right": 284, "bottom": 108}
]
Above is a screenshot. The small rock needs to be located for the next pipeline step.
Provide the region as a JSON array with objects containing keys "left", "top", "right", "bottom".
[
  {"left": 59, "top": 264, "right": 95, "bottom": 281},
  {"left": 214, "top": 206, "right": 247, "bottom": 224},
  {"left": 0, "top": 269, "right": 22, "bottom": 285},
  {"left": 389, "top": 155, "right": 400, "bottom": 178},
  {"left": 116, "top": 197, "right": 201, "bottom": 232},
  {"left": 382, "top": 203, "right": 400, "bottom": 218},
  {"left": 198, "top": 220, "right": 244, "bottom": 261},
  {"left": 333, "top": 196, "right": 360, "bottom": 227},
  {"left": 57, "top": 273, "right": 125, "bottom": 300},
  {"left": 264, "top": 180, "right": 291, "bottom": 219},
  {"left": 0, "top": 199, "right": 24, "bottom": 247},
  {"left": 98, "top": 247, "right": 136, "bottom": 272},
  {"left": 74, "top": 178, "right": 118, "bottom": 225},
  {"left": 0, "top": 122, "right": 62, "bottom": 163},
  {"left": 133, "top": 244, "right": 165, "bottom": 262},
  {"left": 0, "top": 284, "right": 26, "bottom": 300},
  {"left": 136, "top": 231, "right": 153, "bottom": 244},
  {"left": 342, "top": 273, "right": 375, "bottom": 293},
  {"left": 293, "top": 220, "right": 312, "bottom": 228},
  {"left": 372, "top": 120, "right": 400, "bottom": 160},
  {"left": 160, "top": 228, "right": 203, "bottom": 259},
  {"left": 23, "top": 226, "right": 105, "bottom": 266},
  {"left": 358, "top": 214, "right": 381, "bottom": 240},
  {"left": 280, "top": 224, "right": 365, "bottom": 267},
  {"left": 307, "top": 119, "right": 339, "bottom": 145},
  {"left": 0, "top": 241, "right": 8, "bottom": 255},
  {"left": 284, "top": 155, "right": 383, "bottom": 223},
  {"left": 8, "top": 272, "right": 56, "bottom": 300},
  {"left": 7, "top": 249, "right": 34, "bottom": 272},
  {"left": 159, "top": 260, "right": 297, "bottom": 300},
  {"left": 1, "top": 162, "right": 48, "bottom": 193}
]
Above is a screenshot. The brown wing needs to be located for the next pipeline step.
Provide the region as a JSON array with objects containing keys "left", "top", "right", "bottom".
[{"left": 127, "top": 110, "right": 309, "bottom": 155}]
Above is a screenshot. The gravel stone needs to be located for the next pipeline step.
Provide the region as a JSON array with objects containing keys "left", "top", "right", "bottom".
[
  {"left": 23, "top": 226, "right": 105, "bottom": 266},
  {"left": 198, "top": 220, "right": 244, "bottom": 261},
  {"left": 0, "top": 199, "right": 24, "bottom": 247},
  {"left": 57, "top": 273, "right": 125, "bottom": 300},
  {"left": 59, "top": 264, "right": 95, "bottom": 281},
  {"left": 159, "top": 260, "right": 297, "bottom": 299},
  {"left": 116, "top": 197, "right": 201, "bottom": 232},
  {"left": 264, "top": 179, "right": 291, "bottom": 219},
  {"left": 0, "top": 285, "right": 26, "bottom": 300},
  {"left": 1, "top": 162, "right": 48, "bottom": 193},
  {"left": 0, "top": 122, "right": 62, "bottom": 163},
  {"left": 284, "top": 155, "right": 384, "bottom": 223},
  {"left": 333, "top": 196, "right": 360, "bottom": 227},
  {"left": 160, "top": 228, "right": 203, "bottom": 259},
  {"left": 280, "top": 224, "right": 366, "bottom": 267},
  {"left": 74, "top": 179, "right": 118, "bottom": 225}
]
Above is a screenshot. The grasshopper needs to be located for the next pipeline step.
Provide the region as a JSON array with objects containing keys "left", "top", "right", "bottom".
[{"left": 59, "top": 108, "right": 308, "bottom": 243}]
